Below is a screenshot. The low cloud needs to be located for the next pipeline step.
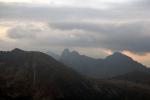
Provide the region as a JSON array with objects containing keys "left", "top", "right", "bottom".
[
  {"left": 0, "top": 1, "right": 150, "bottom": 66},
  {"left": 7, "top": 25, "right": 41, "bottom": 39},
  {"left": 0, "top": 1, "right": 149, "bottom": 55},
  {"left": 6, "top": 20, "right": 150, "bottom": 54}
]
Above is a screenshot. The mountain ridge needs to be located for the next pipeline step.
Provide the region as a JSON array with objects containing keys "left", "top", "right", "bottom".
[
  {"left": 0, "top": 48, "right": 102, "bottom": 100},
  {"left": 0, "top": 48, "right": 150, "bottom": 100},
  {"left": 60, "top": 49, "right": 148, "bottom": 78}
]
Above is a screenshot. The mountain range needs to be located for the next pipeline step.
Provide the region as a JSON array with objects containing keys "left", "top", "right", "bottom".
[
  {"left": 0, "top": 48, "right": 101, "bottom": 100},
  {"left": 0, "top": 48, "right": 150, "bottom": 100},
  {"left": 59, "top": 49, "right": 148, "bottom": 78}
]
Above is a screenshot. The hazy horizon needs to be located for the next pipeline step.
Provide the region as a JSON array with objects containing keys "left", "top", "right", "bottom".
[{"left": 0, "top": 0, "right": 150, "bottom": 67}]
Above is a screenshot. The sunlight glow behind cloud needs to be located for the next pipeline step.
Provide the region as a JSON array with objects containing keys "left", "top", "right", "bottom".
[{"left": 0, "top": 0, "right": 150, "bottom": 67}]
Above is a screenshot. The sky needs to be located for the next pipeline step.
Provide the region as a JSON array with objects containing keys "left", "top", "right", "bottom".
[{"left": 0, "top": 0, "right": 150, "bottom": 67}]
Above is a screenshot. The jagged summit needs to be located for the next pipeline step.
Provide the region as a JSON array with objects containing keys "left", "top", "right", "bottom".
[
  {"left": 60, "top": 50, "right": 147, "bottom": 78},
  {"left": 64, "top": 48, "right": 70, "bottom": 53},
  {"left": 61, "top": 48, "right": 80, "bottom": 57},
  {"left": 61, "top": 48, "right": 70, "bottom": 58},
  {"left": 71, "top": 50, "right": 80, "bottom": 56},
  {"left": 62, "top": 48, "right": 70, "bottom": 55}
]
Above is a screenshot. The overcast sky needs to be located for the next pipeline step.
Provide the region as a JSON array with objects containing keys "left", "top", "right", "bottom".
[{"left": 0, "top": 0, "right": 150, "bottom": 67}]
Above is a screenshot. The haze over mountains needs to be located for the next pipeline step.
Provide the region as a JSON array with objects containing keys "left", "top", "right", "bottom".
[
  {"left": 0, "top": 48, "right": 101, "bottom": 100},
  {"left": 0, "top": 48, "right": 150, "bottom": 100},
  {"left": 48, "top": 49, "right": 148, "bottom": 79},
  {"left": 0, "top": 0, "right": 150, "bottom": 99},
  {"left": 47, "top": 51, "right": 60, "bottom": 61},
  {"left": 0, "top": 49, "right": 150, "bottom": 100}
]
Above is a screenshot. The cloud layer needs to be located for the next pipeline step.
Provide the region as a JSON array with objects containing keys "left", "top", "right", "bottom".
[
  {"left": 0, "top": 1, "right": 150, "bottom": 62},
  {"left": 6, "top": 20, "right": 150, "bottom": 54}
]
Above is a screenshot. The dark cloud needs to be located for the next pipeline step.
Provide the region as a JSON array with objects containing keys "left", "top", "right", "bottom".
[
  {"left": 0, "top": 1, "right": 150, "bottom": 55},
  {"left": 49, "top": 22, "right": 107, "bottom": 33},
  {"left": 7, "top": 21, "right": 150, "bottom": 54},
  {"left": 0, "top": 2, "right": 106, "bottom": 21},
  {"left": 136, "top": 0, "right": 150, "bottom": 6},
  {"left": 52, "top": 21, "right": 150, "bottom": 54},
  {"left": 0, "top": 2, "right": 150, "bottom": 22}
]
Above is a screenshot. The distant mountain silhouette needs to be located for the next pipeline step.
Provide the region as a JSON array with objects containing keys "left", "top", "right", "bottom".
[
  {"left": 0, "top": 48, "right": 150, "bottom": 100},
  {"left": 0, "top": 48, "right": 101, "bottom": 100},
  {"left": 60, "top": 49, "right": 104, "bottom": 78},
  {"left": 60, "top": 49, "right": 148, "bottom": 78}
]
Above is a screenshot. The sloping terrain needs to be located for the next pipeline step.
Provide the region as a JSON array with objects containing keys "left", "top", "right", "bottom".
[
  {"left": 111, "top": 70, "right": 150, "bottom": 85},
  {"left": 0, "top": 48, "right": 100, "bottom": 100},
  {"left": 95, "top": 79, "right": 150, "bottom": 100},
  {"left": 0, "top": 49, "right": 150, "bottom": 100},
  {"left": 60, "top": 49, "right": 147, "bottom": 78}
]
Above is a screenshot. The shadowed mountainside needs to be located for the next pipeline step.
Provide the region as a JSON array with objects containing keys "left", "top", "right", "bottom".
[
  {"left": 0, "top": 48, "right": 101, "bottom": 100},
  {"left": 0, "top": 48, "right": 150, "bottom": 100},
  {"left": 111, "top": 70, "right": 150, "bottom": 85},
  {"left": 60, "top": 49, "right": 148, "bottom": 78}
]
